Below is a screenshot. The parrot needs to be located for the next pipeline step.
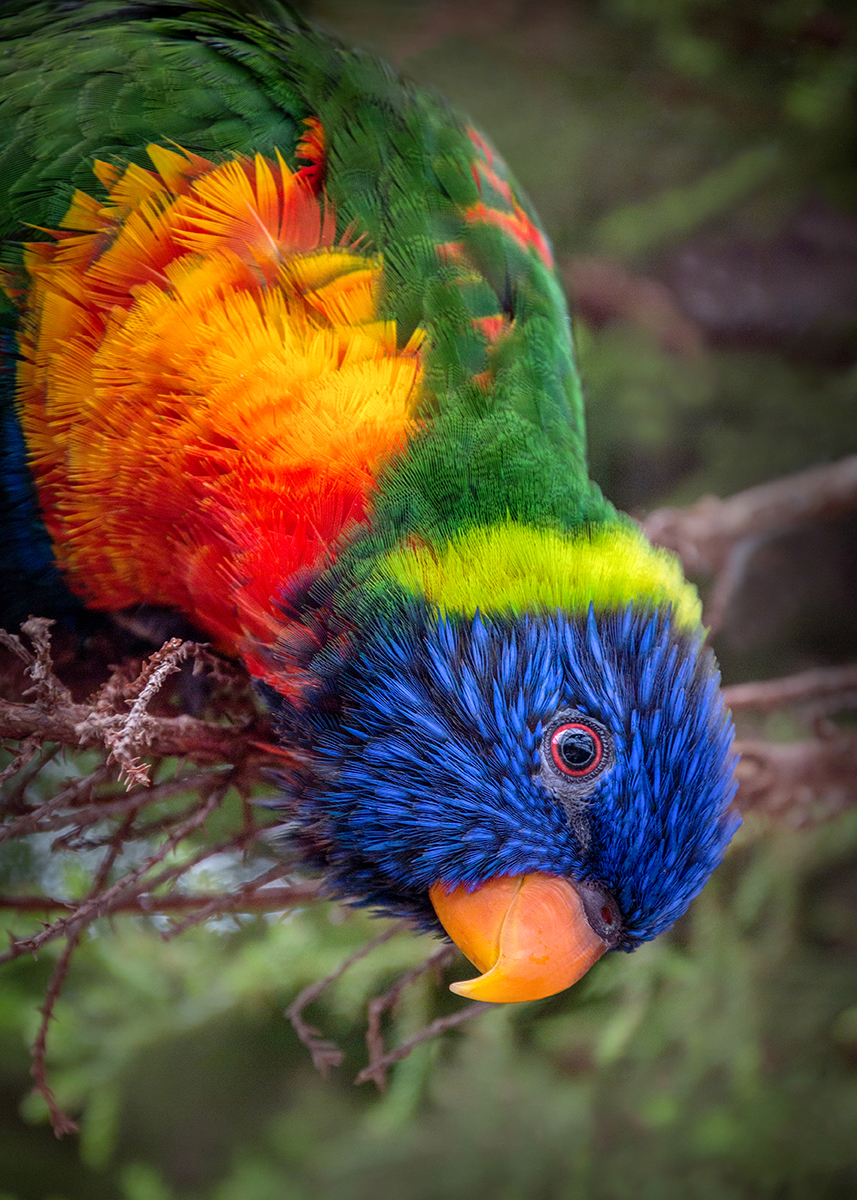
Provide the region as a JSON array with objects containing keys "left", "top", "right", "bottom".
[{"left": 0, "top": 0, "right": 739, "bottom": 1004}]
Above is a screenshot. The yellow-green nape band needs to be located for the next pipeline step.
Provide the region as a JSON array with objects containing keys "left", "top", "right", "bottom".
[{"left": 380, "top": 520, "right": 703, "bottom": 633}]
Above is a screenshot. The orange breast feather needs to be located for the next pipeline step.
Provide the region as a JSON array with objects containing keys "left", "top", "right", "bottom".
[{"left": 15, "top": 132, "right": 423, "bottom": 675}]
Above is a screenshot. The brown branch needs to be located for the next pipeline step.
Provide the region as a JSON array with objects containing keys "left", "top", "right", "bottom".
[
  {"left": 0, "top": 884, "right": 319, "bottom": 918},
  {"left": 724, "top": 663, "right": 857, "bottom": 716},
  {"left": 159, "top": 865, "right": 318, "bottom": 939},
  {"left": 354, "top": 1003, "right": 486, "bottom": 1087},
  {"left": 30, "top": 938, "right": 79, "bottom": 1138},
  {"left": 99, "top": 638, "right": 196, "bottom": 785},
  {"left": 0, "top": 698, "right": 266, "bottom": 765},
  {"left": 0, "top": 764, "right": 116, "bottom": 842},
  {"left": 0, "top": 734, "right": 40, "bottom": 787},
  {"left": 0, "top": 780, "right": 227, "bottom": 966},
  {"left": 0, "top": 743, "right": 62, "bottom": 816},
  {"left": 734, "top": 732, "right": 857, "bottom": 823},
  {"left": 1, "top": 623, "right": 285, "bottom": 781},
  {"left": 0, "top": 625, "right": 34, "bottom": 667},
  {"left": 563, "top": 255, "right": 704, "bottom": 357},
  {"left": 127, "top": 819, "right": 268, "bottom": 903},
  {"left": 285, "top": 921, "right": 408, "bottom": 1076},
  {"left": 0, "top": 766, "right": 250, "bottom": 844},
  {"left": 697, "top": 535, "right": 759, "bottom": 635},
  {"left": 642, "top": 454, "right": 857, "bottom": 574},
  {"left": 1, "top": 618, "right": 73, "bottom": 708},
  {"left": 30, "top": 811, "right": 135, "bottom": 1136},
  {"left": 361, "top": 944, "right": 456, "bottom": 1090}
]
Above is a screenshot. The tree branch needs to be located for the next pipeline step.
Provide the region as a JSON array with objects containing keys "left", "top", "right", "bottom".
[
  {"left": 0, "top": 698, "right": 268, "bottom": 766},
  {"left": 0, "top": 884, "right": 319, "bottom": 918},
  {"left": 354, "top": 1004, "right": 486, "bottom": 1087},
  {"left": 724, "top": 663, "right": 857, "bottom": 716},
  {"left": 285, "top": 921, "right": 409, "bottom": 1076},
  {"left": 733, "top": 732, "right": 857, "bottom": 823},
  {"left": 360, "top": 944, "right": 456, "bottom": 1090},
  {"left": 0, "top": 620, "right": 284, "bottom": 777},
  {"left": 642, "top": 454, "right": 857, "bottom": 574},
  {"left": 30, "top": 937, "right": 80, "bottom": 1138}
]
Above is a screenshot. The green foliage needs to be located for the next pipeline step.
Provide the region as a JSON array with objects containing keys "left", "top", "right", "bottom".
[{"left": 5, "top": 810, "right": 857, "bottom": 1197}]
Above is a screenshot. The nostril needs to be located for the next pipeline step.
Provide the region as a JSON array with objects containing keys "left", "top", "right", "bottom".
[{"left": 575, "top": 880, "right": 623, "bottom": 948}]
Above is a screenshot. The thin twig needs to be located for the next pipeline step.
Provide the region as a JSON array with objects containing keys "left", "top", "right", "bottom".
[
  {"left": 160, "top": 864, "right": 315, "bottom": 938},
  {"left": 285, "top": 921, "right": 408, "bottom": 1076},
  {"left": 0, "top": 781, "right": 227, "bottom": 965},
  {"left": 734, "top": 732, "right": 857, "bottom": 823},
  {"left": 14, "top": 618, "right": 74, "bottom": 708},
  {"left": 1, "top": 625, "right": 274, "bottom": 771},
  {"left": 30, "top": 812, "right": 135, "bottom": 1136},
  {"left": 724, "top": 663, "right": 857, "bottom": 716},
  {"left": 642, "top": 454, "right": 857, "bottom": 574},
  {"left": 102, "top": 639, "right": 195, "bottom": 785},
  {"left": 0, "top": 884, "right": 320, "bottom": 918},
  {"left": 701, "top": 535, "right": 761, "bottom": 635},
  {"left": 354, "top": 1004, "right": 486, "bottom": 1087},
  {"left": 30, "top": 938, "right": 79, "bottom": 1138},
  {"left": 0, "top": 767, "right": 253, "bottom": 844},
  {"left": 361, "top": 944, "right": 456, "bottom": 1090},
  {"left": 0, "top": 699, "right": 268, "bottom": 765},
  {"left": 0, "top": 734, "right": 40, "bottom": 788},
  {"left": 0, "top": 625, "right": 34, "bottom": 666},
  {"left": 0, "top": 765, "right": 115, "bottom": 843},
  {"left": 0, "top": 743, "right": 62, "bottom": 816}
]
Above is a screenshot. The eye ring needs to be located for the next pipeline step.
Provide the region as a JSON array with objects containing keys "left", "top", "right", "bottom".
[
  {"left": 539, "top": 710, "right": 612, "bottom": 801},
  {"left": 549, "top": 721, "right": 604, "bottom": 778}
]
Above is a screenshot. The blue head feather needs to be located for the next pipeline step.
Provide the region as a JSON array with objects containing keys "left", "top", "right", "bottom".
[{"left": 274, "top": 602, "right": 739, "bottom": 950}]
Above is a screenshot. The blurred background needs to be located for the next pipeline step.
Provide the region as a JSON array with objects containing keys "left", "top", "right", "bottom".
[{"left": 2, "top": 1, "right": 857, "bottom": 1197}]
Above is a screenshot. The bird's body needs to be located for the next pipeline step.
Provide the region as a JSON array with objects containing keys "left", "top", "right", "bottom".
[{"left": 1, "top": 1, "right": 738, "bottom": 1001}]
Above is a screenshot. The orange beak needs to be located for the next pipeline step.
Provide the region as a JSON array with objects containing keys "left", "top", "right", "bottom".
[{"left": 429, "top": 873, "right": 609, "bottom": 1003}]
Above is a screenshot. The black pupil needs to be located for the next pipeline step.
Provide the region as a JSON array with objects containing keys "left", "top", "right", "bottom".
[{"left": 557, "top": 728, "right": 598, "bottom": 771}]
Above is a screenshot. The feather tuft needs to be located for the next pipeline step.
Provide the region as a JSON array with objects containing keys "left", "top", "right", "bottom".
[{"left": 14, "top": 140, "right": 424, "bottom": 669}]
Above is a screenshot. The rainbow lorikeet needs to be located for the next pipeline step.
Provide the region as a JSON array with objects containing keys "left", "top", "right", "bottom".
[{"left": 0, "top": 1, "right": 738, "bottom": 1003}]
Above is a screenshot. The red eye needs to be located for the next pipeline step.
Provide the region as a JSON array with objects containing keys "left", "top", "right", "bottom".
[{"left": 550, "top": 722, "right": 603, "bottom": 777}]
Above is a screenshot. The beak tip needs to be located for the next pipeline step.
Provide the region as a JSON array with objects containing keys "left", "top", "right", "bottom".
[{"left": 448, "top": 978, "right": 486, "bottom": 1000}]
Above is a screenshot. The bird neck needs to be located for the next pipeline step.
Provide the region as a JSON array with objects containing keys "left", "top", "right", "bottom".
[{"left": 375, "top": 519, "right": 703, "bottom": 632}]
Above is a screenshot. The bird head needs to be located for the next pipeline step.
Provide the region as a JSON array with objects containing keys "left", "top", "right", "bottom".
[{"left": 274, "top": 596, "right": 739, "bottom": 1004}]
